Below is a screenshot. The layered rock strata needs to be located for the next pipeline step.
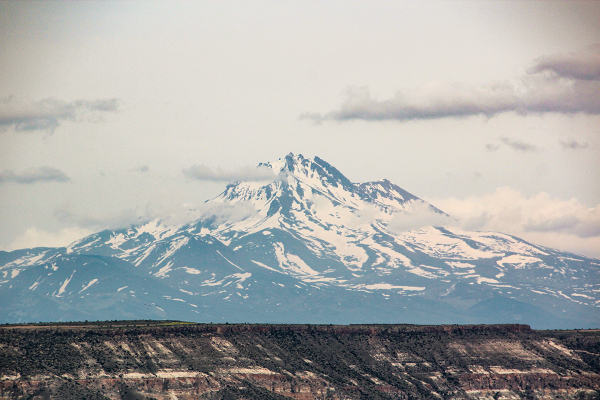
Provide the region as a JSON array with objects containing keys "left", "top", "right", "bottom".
[{"left": 1, "top": 322, "right": 599, "bottom": 399}]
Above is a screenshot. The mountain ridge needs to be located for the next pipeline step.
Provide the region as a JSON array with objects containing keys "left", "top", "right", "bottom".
[{"left": 1, "top": 153, "right": 598, "bottom": 328}]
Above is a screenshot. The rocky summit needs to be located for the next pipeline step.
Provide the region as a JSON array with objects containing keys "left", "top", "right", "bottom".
[{"left": 0, "top": 153, "right": 599, "bottom": 328}]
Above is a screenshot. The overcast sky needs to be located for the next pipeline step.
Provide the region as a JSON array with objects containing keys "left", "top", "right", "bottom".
[{"left": 1, "top": 1, "right": 599, "bottom": 258}]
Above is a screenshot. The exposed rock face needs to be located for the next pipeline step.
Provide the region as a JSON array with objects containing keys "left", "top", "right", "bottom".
[{"left": 1, "top": 323, "right": 599, "bottom": 399}]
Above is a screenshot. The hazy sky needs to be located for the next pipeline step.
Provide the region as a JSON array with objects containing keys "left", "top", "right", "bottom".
[{"left": 1, "top": 1, "right": 599, "bottom": 258}]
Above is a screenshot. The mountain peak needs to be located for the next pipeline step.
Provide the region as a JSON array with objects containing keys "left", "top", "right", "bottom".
[
  {"left": 283, "top": 152, "right": 306, "bottom": 172},
  {"left": 253, "top": 153, "right": 440, "bottom": 213},
  {"left": 260, "top": 154, "right": 354, "bottom": 189},
  {"left": 258, "top": 152, "right": 306, "bottom": 174},
  {"left": 2, "top": 153, "right": 598, "bottom": 329}
]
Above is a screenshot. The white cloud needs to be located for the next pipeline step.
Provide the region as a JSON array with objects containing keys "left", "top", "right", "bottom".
[
  {"left": 199, "top": 201, "right": 259, "bottom": 226},
  {"left": 387, "top": 200, "right": 455, "bottom": 233},
  {"left": 0, "top": 95, "right": 119, "bottom": 133},
  {"left": 8, "top": 226, "right": 95, "bottom": 250},
  {"left": 183, "top": 165, "right": 276, "bottom": 182},
  {"left": 0, "top": 166, "right": 70, "bottom": 184},
  {"left": 499, "top": 137, "right": 538, "bottom": 152},
  {"left": 431, "top": 187, "right": 600, "bottom": 259},
  {"left": 302, "top": 45, "right": 600, "bottom": 122},
  {"left": 52, "top": 202, "right": 174, "bottom": 232}
]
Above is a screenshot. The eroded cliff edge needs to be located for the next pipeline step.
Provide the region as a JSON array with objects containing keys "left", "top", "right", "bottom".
[{"left": 1, "top": 322, "right": 598, "bottom": 399}]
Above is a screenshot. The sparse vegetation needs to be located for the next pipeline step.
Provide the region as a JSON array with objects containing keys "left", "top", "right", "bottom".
[{"left": 0, "top": 322, "right": 598, "bottom": 399}]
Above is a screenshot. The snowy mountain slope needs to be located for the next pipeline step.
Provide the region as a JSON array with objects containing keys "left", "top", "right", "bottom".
[
  {"left": 0, "top": 252, "right": 195, "bottom": 322},
  {"left": 195, "top": 154, "right": 599, "bottom": 318},
  {"left": 0, "top": 153, "right": 598, "bottom": 328}
]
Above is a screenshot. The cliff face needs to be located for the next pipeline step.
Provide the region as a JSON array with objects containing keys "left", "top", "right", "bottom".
[{"left": 0, "top": 323, "right": 599, "bottom": 400}]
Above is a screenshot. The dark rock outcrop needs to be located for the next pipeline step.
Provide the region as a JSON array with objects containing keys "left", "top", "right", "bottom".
[{"left": 0, "top": 322, "right": 598, "bottom": 399}]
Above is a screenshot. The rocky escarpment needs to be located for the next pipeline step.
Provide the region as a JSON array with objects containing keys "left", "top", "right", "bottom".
[{"left": 0, "top": 322, "right": 599, "bottom": 399}]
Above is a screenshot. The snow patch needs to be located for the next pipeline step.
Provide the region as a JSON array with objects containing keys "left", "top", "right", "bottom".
[
  {"left": 497, "top": 255, "right": 543, "bottom": 269},
  {"left": 250, "top": 260, "right": 281, "bottom": 273},
  {"left": 446, "top": 261, "right": 474, "bottom": 269},
  {"left": 58, "top": 270, "right": 75, "bottom": 295},
  {"left": 571, "top": 293, "right": 594, "bottom": 299},
  {"left": 475, "top": 277, "right": 499, "bottom": 284},
  {"left": 29, "top": 277, "right": 45, "bottom": 291},
  {"left": 273, "top": 243, "right": 320, "bottom": 277},
  {"left": 216, "top": 250, "right": 244, "bottom": 271},
  {"left": 362, "top": 283, "right": 425, "bottom": 291},
  {"left": 79, "top": 278, "right": 98, "bottom": 293},
  {"left": 154, "top": 261, "right": 174, "bottom": 278},
  {"left": 181, "top": 267, "right": 202, "bottom": 274}
]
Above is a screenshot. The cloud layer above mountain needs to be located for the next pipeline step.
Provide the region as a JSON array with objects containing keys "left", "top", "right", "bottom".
[
  {"left": 387, "top": 201, "right": 455, "bottom": 233},
  {"left": 433, "top": 187, "right": 600, "bottom": 258},
  {"left": 183, "top": 165, "right": 276, "bottom": 182},
  {"left": 302, "top": 45, "right": 600, "bottom": 123}
]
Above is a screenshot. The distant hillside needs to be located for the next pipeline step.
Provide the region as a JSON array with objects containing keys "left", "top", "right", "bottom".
[{"left": 1, "top": 322, "right": 599, "bottom": 399}]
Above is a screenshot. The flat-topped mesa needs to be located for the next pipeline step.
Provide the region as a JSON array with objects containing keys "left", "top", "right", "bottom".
[
  {"left": 0, "top": 322, "right": 532, "bottom": 335},
  {"left": 1, "top": 322, "right": 595, "bottom": 400},
  {"left": 204, "top": 322, "right": 533, "bottom": 335}
]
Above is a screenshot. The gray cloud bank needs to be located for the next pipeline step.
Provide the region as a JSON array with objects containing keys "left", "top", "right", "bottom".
[
  {"left": 560, "top": 140, "right": 588, "bottom": 150},
  {"left": 302, "top": 45, "right": 600, "bottom": 122},
  {"left": 132, "top": 165, "right": 150, "bottom": 172},
  {"left": 183, "top": 165, "right": 276, "bottom": 182},
  {"left": 488, "top": 138, "right": 587, "bottom": 152},
  {"left": 435, "top": 187, "right": 600, "bottom": 244},
  {"left": 525, "top": 215, "right": 600, "bottom": 239},
  {"left": 0, "top": 167, "right": 70, "bottom": 184},
  {"left": 529, "top": 45, "right": 600, "bottom": 81},
  {"left": 499, "top": 137, "right": 538, "bottom": 152},
  {"left": 387, "top": 200, "right": 455, "bottom": 233},
  {"left": 0, "top": 96, "right": 119, "bottom": 133},
  {"left": 53, "top": 202, "right": 166, "bottom": 232}
]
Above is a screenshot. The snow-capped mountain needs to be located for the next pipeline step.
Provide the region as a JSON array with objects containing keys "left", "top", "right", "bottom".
[{"left": 1, "top": 153, "right": 599, "bottom": 328}]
